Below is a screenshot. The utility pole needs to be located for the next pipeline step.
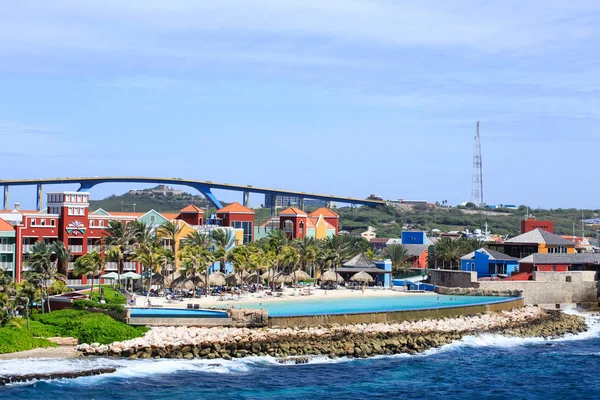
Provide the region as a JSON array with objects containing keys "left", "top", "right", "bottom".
[{"left": 471, "top": 121, "right": 484, "bottom": 207}]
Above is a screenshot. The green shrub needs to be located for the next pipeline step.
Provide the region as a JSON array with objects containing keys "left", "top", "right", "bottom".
[
  {"left": 90, "top": 286, "right": 126, "bottom": 305},
  {"left": 33, "top": 309, "right": 146, "bottom": 344},
  {"left": 0, "top": 327, "right": 56, "bottom": 354},
  {"left": 72, "top": 300, "right": 125, "bottom": 312}
]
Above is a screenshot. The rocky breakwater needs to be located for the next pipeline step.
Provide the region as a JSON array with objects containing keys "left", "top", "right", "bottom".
[{"left": 78, "top": 307, "right": 587, "bottom": 360}]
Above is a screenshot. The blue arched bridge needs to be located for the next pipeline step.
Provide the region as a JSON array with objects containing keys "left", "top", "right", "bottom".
[{"left": 0, "top": 176, "right": 386, "bottom": 211}]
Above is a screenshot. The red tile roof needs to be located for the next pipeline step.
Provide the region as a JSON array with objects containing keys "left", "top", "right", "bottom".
[
  {"left": 180, "top": 205, "right": 204, "bottom": 213},
  {"left": 0, "top": 218, "right": 14, "bottom": 232},
  {"left": 216, "top": 202, "right": 254, "bottom": 214},
  {"left": 308, "top": 207, "right": 339, "bottom": 218},
  {"left": 279, "top": 207, "right": 307, "bottom": 216},
  {"left": 162, "top": 213, "right": 181, "bottom": 221}
]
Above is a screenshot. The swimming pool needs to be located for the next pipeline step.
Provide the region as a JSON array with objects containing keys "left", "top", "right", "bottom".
[
  {"left": 238, "top": 294, "right": 519, "bottom": 317},
  {"left": 129, "top": 308, "right": 229, "bottom": 319}
]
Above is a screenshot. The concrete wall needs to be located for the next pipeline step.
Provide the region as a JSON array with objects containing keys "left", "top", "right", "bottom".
[
  {"left": 430, "top": 269, "right": 477, "bottom": 288},
  {"left": 476, "top": 271, "right": 598, "bottom": 306},
  {"left": 268, "top": 298, "right": 524, "bottom": 328}
]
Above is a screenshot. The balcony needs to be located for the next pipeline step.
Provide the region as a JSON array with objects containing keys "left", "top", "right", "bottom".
[
  {"left": 0, "top": 262, "right": 13, "bottom": 271},
  {"left": 88, "top": 245, "right": 101, "bottom": 252},
  {"left": 105, "top": 262, "right": 118, "bottom": 271},
  {"left": 0, "top": 244, "right": 14, "bottom": 253},
  {"left": 68, "top": 262, "right": 75, "bottom": 270},
  {"left": 22, "top": 244, "right": 34, "bottom": 253},
  {"left": 68, "top": 245, "right": 83, "bottom": 253},
  {"left": 123, "top": 262, "right": 137, "bottom": 271}
]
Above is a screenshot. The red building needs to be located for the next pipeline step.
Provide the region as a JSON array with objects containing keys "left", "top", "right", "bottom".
[
  {"left": 521, "top": 217, "right": 553, "bottom": 234},
  {"left": 216, "top": 202, "right": 255, "bottom": 244},
  {"left": 14, "top": 192, "right": 141, "bottom": 282},
  {"left": 176, "top": 205, "right": 204, "bottom": 226}
]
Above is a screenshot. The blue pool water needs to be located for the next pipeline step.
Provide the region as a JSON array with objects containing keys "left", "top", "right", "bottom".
[
  {"left": 2, "top": 314, "right": 599, "bottom": 400},
  {"left": 239, "top": 294, "right": 517, "bottom": 317},
  {"left": 129, "top": 308, "right": 229, "bottom": 318}
]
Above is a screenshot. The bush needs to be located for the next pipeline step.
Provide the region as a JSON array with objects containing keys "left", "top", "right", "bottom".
[
  {"left": 90, "top": 286, "right": 126, "bottom": 305},
  {"left": 0, "top": 326, "right": 56, "bottom": 354},
  {"left": 72, "top": 300, "right": 125, "bottom": 313},
  {"left": 33, "top": 309, "right": 147, "bottom": 344},
  {"left": 49, "top": 280, "right": 72, "bottom": 295}
]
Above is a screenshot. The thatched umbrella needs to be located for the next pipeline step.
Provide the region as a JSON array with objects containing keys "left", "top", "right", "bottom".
[
  {"left": 171, "top": 274, "right": 204, "bottom": 289},
  {"left": 225, "top": 273, "right": 242, "bottom": 286},
  {"left": 274, "top": 272, "right": 293, "bottom": 284},
  {"left": 350, "top": 271, "right": 374, "bottom": 283},
  {"left": 321, "top": 270, "right": 344, "bottom": 283},
  {"left": 261, "top": 271, "right": 271, "bottom": 281},
  {"left": 208, "top": 271, "right": 226, "bottom": 286},
  {"left": 245, "top": 273, "right": 259, "bottom": 284},
  {"left": 293, "top": 270, "right": 311, "bottom": 281}
]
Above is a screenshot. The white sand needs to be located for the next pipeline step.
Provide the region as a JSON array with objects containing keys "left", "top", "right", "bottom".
[{"left": 131, "top": 287, "right": 432, "bottom": 309}]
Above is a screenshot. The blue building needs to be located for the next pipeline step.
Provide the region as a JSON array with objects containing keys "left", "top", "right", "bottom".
[{"left": 460, "top": 248, "right": 519, "bottom": 278}]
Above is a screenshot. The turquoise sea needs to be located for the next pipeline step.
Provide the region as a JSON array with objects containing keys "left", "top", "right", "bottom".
[{"left": 2, "top": 313, "right": 599, "bottom": 399}]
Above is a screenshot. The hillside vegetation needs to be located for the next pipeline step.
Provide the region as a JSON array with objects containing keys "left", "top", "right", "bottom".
[{"left": 89, "top": 190, "right": 599, "bottom": 238}]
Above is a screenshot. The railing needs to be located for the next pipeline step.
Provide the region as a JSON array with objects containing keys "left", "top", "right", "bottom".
[
  {"left": 105, "top": 262, "right": 118, "bottom": 270},
  {"left": 68, "top": 245, "right": 83, "bottom": 253},
  {"left": 66, "top": 279, "right": 83, "bottom": 286},
  {"left": 0, "top": 262, "right": 13, "bottom": 271},
  {"left": 22, "top": 244, "right": 34, "bottom": 253},
  {"left": 0, "top": 244, "right": 14, "bottom": 253},
  {"left": 88, "top": 245, "right": 101, "bottom": 252},
  {"left": 123, "top": 262, "right": 137, "bottom": 271},
  {"left": 68, "top": 262, "right": 75, "bottom": 270}
]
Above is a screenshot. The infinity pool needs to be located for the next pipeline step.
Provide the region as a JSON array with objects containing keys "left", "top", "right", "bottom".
[
  {"left": 129, "top": 308, "right": 229, "bottom": 318},
  {"left": 238, "top": 294, "right": 519, "bottom": 317}
]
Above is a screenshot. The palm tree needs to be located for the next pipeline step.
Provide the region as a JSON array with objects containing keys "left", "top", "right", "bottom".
[
  {"left": 24, "top": 241, "right": 67, "bottom": 313},
  {"left": 136, "top": 244, "right": 173, "bottom": 302},
  {"left": 431, "top": 237, "right": 464, "bottom": 269},
  {"left": 104, "top": 221, "right": 138, "bottom": 288},
  {"left": 264, "top": 230, "right": 288, "bottom": 288},
  {"left": 294, "top": 237, "right": 318, "bottom": 278},
  {"left": 181, "top": 231, "right": 213, "bottom": 249},
  {"left": 156, "top": 221, "right": 183, "bottom": 276},
  {"left": 212, "top": 229, "right": 235, "bottom": 273},
  {"left": 50, "top": 241, "right": 72, "bottom": 276},
  {"left": 227, "top": 246, "right": 249, "bottom": 284},
  {"left": 323, "top": 235, "right": 352, "bottom": 285},
  {"left": 73, "top": 251, "right": 104, "bottom": 301},
  {"left": 279, "top": 245, "right": 301, "bottom": 286},
  {"left": 384, "top": 244, "right": 412, "bottom": 274},
  {"left": 179, "top": 245, "right": 214, "bottom": 297}
]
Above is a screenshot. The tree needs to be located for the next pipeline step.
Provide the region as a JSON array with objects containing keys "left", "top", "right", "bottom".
[
  {"left": 294, "top": 237, "right": 318, "bottom": 278},
  {"left": 179, "top": 245, "right": 214, "bottom": 297},
  {"left": 212, "top": 229, "right": 235, "bottom": 273},
  {"left": 136, "top": 244, "right": 173, "bottom": 302},
  {"left": 24, "top": 241, "right": 67, "bottom": 313},
  {"left": 50, "top": 241, "right": 72, "bottom": 276},
  {"left": 73, "top": 251, "right": 104, "bottom": 300},
  {"left": 104, "top": 221, "right": 139, "bottom": 288},
  {"left": 264, "top": 229, "right": 288, "bottom": 288},
  {"left": 384, "top": 244, "right": 411, "bottom": 274},
  {"left": 323, "top": 235, "right": 353, "bottom": 285},
  {"left": 156, "top": 220, "right": 183, "bottom": 274},
  {"left": 181, "top": 231, "right": 213, "bottom": 249},
  {"left": 279, "top": 245, "right": 301, "bottom": 285}
]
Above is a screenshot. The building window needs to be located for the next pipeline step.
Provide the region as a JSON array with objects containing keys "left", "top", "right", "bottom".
[
  {"left": 150, "top": 215, "right": 156, "bottom": 224},
  {"left": 40, "top": 219, "right": 45, "bottom": 226},
  {"left": 50, "top": 220, "right": 55, "bottom": 226},
  {"left": 68, "top": 207, "right": 73, "bottom": 215},
  {"left": 283, "top": 220, "right": 294, "bottom": 238},
  {"left": 299, "top": 221, "right": 304, "bottom": 236},
  {"left": 231, "top": 221, "right": 253, "bottom": 244},
  {"left": 99, "top": 220, "right": 104, "bottom": 227},
  {"left": 30, "top": 219, "right": 36, "bottom": 227}
]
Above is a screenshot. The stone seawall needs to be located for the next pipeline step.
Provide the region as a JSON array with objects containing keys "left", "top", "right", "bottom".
[{"left": 78, "top": 307, "right": 586, "bottom": 360}]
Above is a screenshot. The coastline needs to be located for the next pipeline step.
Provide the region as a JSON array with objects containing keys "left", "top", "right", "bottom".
[
  {"left": 78, "top": 307, "right": 587, "bottom": 360},
  {"left": 0, "top": 346, "right": 81, "bottom": 360}
]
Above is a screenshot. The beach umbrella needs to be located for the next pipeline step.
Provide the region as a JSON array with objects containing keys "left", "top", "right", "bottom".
[
  {"left": 225, "top": 273, "right": 242, "bottom": 286},
  {"left": 208, "top": 271, "right": 226, "bottom": 286},
  {"left": 350, "top": 271, "right": 374, "bottom": 283},
  {"left": 261, "top": 271, "right": 272, "bottom": 281},
  {"left": 321, "top": 270, "right": 343, "bottom": 283},
  {"left": 245, "top": 273, "right": 259, "bottom": 283},
  {"left": 274, "top": 272, "right": 296, "bottom": 284},
  {"left": 171, "top": 274, "right": 187, "bottom": 288},
  {"left": 100, "top": 272, "right": 119, "bottom": 280},
  {"left": 121, "top": 272, "right": 141, "bottom": 280},
  {"left": 293, "top": 270, "right": 311, "bottom": 281}
]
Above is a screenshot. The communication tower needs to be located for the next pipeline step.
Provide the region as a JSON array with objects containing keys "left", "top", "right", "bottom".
[{"left": 471, "top": 121, "right": 484, "bottom": 207}]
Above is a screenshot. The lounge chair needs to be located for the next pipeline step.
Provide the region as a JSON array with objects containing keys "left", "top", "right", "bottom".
[
  {"left": 187, "top": 303, "right": 193, "bottom": 309},
  {"left": 193, "top": 304, "right": 200, "bottom": 310}
]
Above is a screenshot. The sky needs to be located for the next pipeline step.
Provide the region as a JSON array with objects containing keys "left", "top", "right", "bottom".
[{"left": 1, "top": 1, "right": 599, "bottom": 210}]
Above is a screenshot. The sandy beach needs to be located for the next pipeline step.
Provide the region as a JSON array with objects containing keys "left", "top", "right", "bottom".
[{"left": 132, "top": 287, "right": 432, "bottom": 309}]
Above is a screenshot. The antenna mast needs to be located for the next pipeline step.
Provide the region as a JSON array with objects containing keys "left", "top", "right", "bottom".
[{"left": 471, "top": 121, "right": 484, "bottom": 206}]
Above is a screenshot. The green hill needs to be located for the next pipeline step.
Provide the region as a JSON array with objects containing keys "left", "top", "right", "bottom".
[{"left": 90, "top": 188, "right": 600, "bottom": 238}]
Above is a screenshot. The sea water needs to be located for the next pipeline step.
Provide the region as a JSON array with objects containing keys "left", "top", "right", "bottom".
[{"left": 2, "top": 313, "right": 599, "bottom": 400}]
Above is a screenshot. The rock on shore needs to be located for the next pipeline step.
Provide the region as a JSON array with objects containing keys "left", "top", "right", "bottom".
[{"left": 77, "top": 307, "right": 586, "bottom": 360}]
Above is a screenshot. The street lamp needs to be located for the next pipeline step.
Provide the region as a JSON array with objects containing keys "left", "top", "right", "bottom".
[{"left": 133, "top": 203, "right": 136, "bottom": 213}]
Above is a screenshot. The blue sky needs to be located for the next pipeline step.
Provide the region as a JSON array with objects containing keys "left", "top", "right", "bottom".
[{"left": 1, "top": 1, "right": 599, "bottom": 209}]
